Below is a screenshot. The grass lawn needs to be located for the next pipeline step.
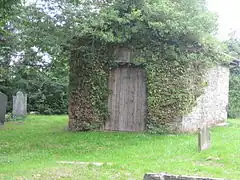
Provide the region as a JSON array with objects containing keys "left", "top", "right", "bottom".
[{"left": 0, "top": 116, "right": 240, "bottom": 180}]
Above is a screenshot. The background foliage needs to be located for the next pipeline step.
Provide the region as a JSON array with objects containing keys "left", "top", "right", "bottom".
[
  {"left": 225, "top": 36, "right": 240, "bottom": 118},
  {"left": 0, "top": 1, "right": 69, "bottom": 114}
]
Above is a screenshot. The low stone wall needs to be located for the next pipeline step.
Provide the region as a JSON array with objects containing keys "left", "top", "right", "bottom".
[
  {"left": 174, "top": 65, "right": 229, "bottom": 132},
  {"left": 143, "top": 173, "right": 228, "bottom": 180}
]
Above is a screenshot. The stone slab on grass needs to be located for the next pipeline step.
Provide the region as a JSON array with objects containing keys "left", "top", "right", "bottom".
[{"left": 144, "top": 172, "right": 229, "bottom": 180}]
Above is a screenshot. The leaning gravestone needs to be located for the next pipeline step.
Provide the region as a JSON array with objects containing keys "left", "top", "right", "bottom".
[
  {"left": 143, "top": 173, "right": 228, "bottom": 180},
  {"left": 0, "top": 92, "right": 8, "bottom": 125},
  {"left": 12, "top": 91, "right": 27, "bottom": 119},
  {"left": 198, "top": 123, "right": 211, "bottom": 151}
]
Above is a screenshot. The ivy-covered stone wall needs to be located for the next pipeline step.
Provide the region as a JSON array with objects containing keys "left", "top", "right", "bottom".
[{"left": 175, "top": 65, "right": 229, "bottom": 132}]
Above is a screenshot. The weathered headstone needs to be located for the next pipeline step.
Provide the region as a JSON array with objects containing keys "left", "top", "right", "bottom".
[
  {"left": 198, "top": 123, "right": 211, "bottom": 151},
  {"left": 143, "top": 173, "right": 228, "bottom": 180},
  {"left": 0, "top": 92, "right": 7, "bottom": 125},
  {"left": 13, "top": 91, "right": 27, "bottom": 118}
]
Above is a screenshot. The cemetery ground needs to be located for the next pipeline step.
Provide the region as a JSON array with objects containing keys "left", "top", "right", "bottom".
[{"left": 0, "top": 116, "right": 240, "bottom": 180}]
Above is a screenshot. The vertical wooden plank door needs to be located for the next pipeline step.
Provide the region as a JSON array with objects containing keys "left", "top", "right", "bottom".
[{"left": 104, "top": 66, "right": 147, "bottom": 132}]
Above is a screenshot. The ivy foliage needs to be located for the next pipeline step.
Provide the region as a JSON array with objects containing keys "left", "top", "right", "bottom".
[{"left": 67, "top": 0, "right": 227, "bottom": 131}]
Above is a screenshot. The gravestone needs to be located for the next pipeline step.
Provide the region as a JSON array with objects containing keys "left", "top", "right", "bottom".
[
  {"left": 13, "top": 91, "right": 27, "bottom": 118},
  {"left": 198, "top": 123, "right": 211, "bottom": 151},
  {"left": 143, "top": 173, "right": 228, "bottom": 180},
  {"left": 0, "top": 92, "right": 7, "bottom": 125}
]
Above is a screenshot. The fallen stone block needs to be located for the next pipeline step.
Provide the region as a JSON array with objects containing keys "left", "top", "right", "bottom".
[
  {"left": 56, "top": 161, "right": 113, "bottom": 166},
  {"left": 143, "top": 172, "right": 228, "bottom": 180}
]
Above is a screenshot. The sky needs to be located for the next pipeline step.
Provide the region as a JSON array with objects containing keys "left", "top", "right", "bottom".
[{"left": 207, "top": 0, "right": 240, "bottom": 40}]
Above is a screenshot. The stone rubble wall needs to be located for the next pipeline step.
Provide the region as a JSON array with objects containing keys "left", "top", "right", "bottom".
[{"left": 178, "top": 65, "right": 229, "bottom": 132}]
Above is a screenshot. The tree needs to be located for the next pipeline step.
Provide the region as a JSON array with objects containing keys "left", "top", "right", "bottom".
[
  {"left": 1, "top": 2, "right": 69, "bottom": 114},
  {"left": 225, "top": 36, "right": 240, "bottom": 118}
]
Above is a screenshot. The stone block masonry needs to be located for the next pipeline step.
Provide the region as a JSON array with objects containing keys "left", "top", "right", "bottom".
[{"left": 175, "top": 65, "right": 229, "bottom": 132}]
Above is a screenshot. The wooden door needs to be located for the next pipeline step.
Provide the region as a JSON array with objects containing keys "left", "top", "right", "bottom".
[{"left": 104, "top": 66, "right": 147, "bottom": 132}]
